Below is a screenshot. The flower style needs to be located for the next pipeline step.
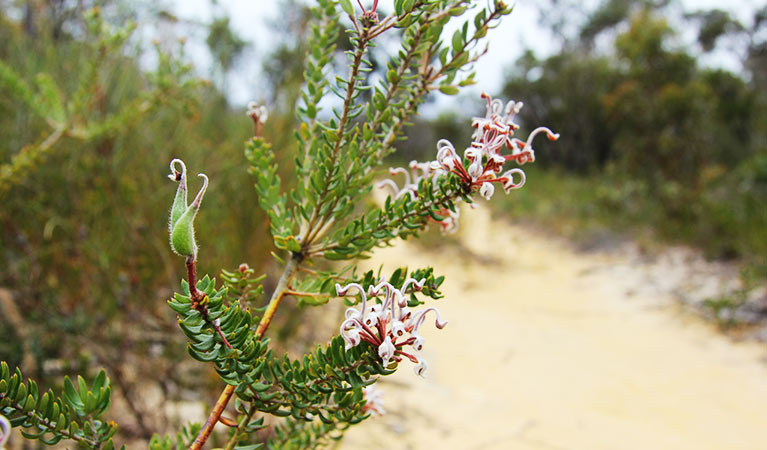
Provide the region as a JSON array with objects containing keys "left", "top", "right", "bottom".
[
  {"left": 377, "top": 160, "right": 444, "bottom": 200},
  {"left": 362, "top": 383, "right": 386, "bottom": 417},
  {"left": 376, "top": 167, "right": 417, "bottom": 200},
  {"left": 337, "top": 278, "right": 447, "bottom": 377}
]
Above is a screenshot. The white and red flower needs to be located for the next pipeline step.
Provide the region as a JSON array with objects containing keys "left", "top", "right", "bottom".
[
  {"left": 376, "top": 92, "right": 559, "bottom": 231},
  {"left": 337, "top": 278, "right": 447, "bottom": 377}
]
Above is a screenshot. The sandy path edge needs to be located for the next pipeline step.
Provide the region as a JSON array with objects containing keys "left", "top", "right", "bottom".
[{"left": 339, "top": 205, "right": 767, "bottom": 450}]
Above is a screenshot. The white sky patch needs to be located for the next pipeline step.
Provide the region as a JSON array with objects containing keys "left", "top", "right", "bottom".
[{"left": 167, "top": 0, "right": 759, "bottom": 111}]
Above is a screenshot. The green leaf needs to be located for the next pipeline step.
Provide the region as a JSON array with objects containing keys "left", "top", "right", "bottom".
[
  {"left": 63, "top": 377, "right": 84, "bottom": 410},
  {"left": 452, "top": 29, "right": 463, "bottom": 54},
  {"left": 339, "top": 0, "right": 354, "bottom": 16},
  {"left": 439, "top": 85, "right": 460, "bottom": 95}
]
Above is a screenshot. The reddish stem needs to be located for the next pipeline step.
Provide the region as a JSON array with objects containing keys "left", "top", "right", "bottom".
[
  {"left": 186, "top": 256, "right": 203, "bottom": 302},
  {"left": 215, "top": 323, "right": 233, "bottom": 350}
]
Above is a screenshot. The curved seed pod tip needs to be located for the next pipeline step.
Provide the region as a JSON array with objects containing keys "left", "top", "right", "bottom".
[{"left": 168, "top": 159, "right": 208, "bottom": 261}]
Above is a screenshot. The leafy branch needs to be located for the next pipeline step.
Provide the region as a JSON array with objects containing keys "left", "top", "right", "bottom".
[{"left": 0, "top": 363, "right": 119, "bottom": 449}]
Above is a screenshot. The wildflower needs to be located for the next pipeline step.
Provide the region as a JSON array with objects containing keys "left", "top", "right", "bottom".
[
  {"left": 377, "top": 167, "right": 418, "bottom": 199},
  {"left": 337, "top": 278, "right": 446, "bottom": 374},
  {"left": 246, "top": 102, "right": 268, "bottom": 123},
  {"left": 376, "top": 92, "right": 558, "bottom": 233},
  {"left": 362, "top": 383, "right": 386, "bottom": 416},
  {"left": 246, "top": 102, "right": 268, "bottom": 136},
  {"left": 378, "top": 335, "right": 395, "bottom": 366},
  {"left": 412, "top": 334, "right": 425, "bottom": 352},
  {"left": 431, "top": 92, "right": 559, "bottom": 200},
  {"left": 499, "top": 168, "right": 526, "bottom": 192}
]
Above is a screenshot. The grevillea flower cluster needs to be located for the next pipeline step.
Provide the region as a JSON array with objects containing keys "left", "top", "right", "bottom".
[
  {"left": 377, "top": 92, "right": 559, "bottom": 231},
  {"left": 337, "top": 279, "right": 447, "bottom": 377}
]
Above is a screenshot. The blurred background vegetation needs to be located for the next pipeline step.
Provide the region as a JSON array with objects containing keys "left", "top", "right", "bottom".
[
  {"left": 495, "top": 0, "right": 767, "bottom": 270},
  {"left": 1, "top": 0, "right": 766, "bottom": 444}
]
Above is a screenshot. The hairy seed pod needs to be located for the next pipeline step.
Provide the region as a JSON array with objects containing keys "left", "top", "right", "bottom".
[
  {"left": 168, "top": 159, "right": 188, "bottom": 233},
  {"left": 167, "top": 159, "right": 208, "bottom": 260}
]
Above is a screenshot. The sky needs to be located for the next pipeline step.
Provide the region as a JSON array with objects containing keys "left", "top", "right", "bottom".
[{"left": 167, "top": 0, "right": 761, "bottom": 111}]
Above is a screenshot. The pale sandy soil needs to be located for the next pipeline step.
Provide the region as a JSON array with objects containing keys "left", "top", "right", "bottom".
[{"left": 340, "top": 205, "right": 767, "bottom": 450}]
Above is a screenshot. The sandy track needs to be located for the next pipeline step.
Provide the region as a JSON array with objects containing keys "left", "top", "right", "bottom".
[{"left": 340, "top": 206, "right": 767, "bottom": 450}]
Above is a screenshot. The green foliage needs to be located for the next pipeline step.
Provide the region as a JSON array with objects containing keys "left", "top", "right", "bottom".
[
  {"left": 149, "top": 422, "right": 203, "bottom": 450},
  {"left": 321, "top": 174, "right": 467, "bottom": 260},
  {"left": 0, "top": 362, "right": 120, "bottom": 448},
  {"left": 170, "top": 275, "right": 267, "bottom": 385},
  {"left": 0, "top": 8, "right": 199, "bottom": 197},
  {"left": 4, "top": 0, "right": 530, "bottom": 448},
  {"left": 0, "top": 3, "right": 271, "bottom": 445},
  {"left": 220, "top": 265, "right": 267, "bottom": 307},
  {"left": 237, "top": 336, "right": 390, "bottom": 425},
  {"left": 161, "top": 1, "right": 520, "bottom": 447},
  {"left": 283, "top": 0, "right": 511, "bottom": 259},
  {"left": 246, "top": 137, "right": 292, "bottom": 250}
]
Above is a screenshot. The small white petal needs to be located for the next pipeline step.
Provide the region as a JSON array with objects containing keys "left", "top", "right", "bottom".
[
  {"left": 467, "top": 160, "right": 483, "bottom": 179},
  {"left": 414, "top": 358, "right": 428, "bottom": 377},
  {"left": 391, "top": 321, "right": 406, "bottom": 338},
  {"left": 378, "top": 336, "right": 395, "bottom": 366},
  {"left": 412, "top": 334, "right": 425, "bottom": 352},
  {"left": 479, "top": 182, "right": 495, "bottom": 200},
  {"left": 257, "top": 106, "right": 269, "bottom": 122},
  {"left": 344, "top": 328, "right": 362, "bottom": 350}
]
